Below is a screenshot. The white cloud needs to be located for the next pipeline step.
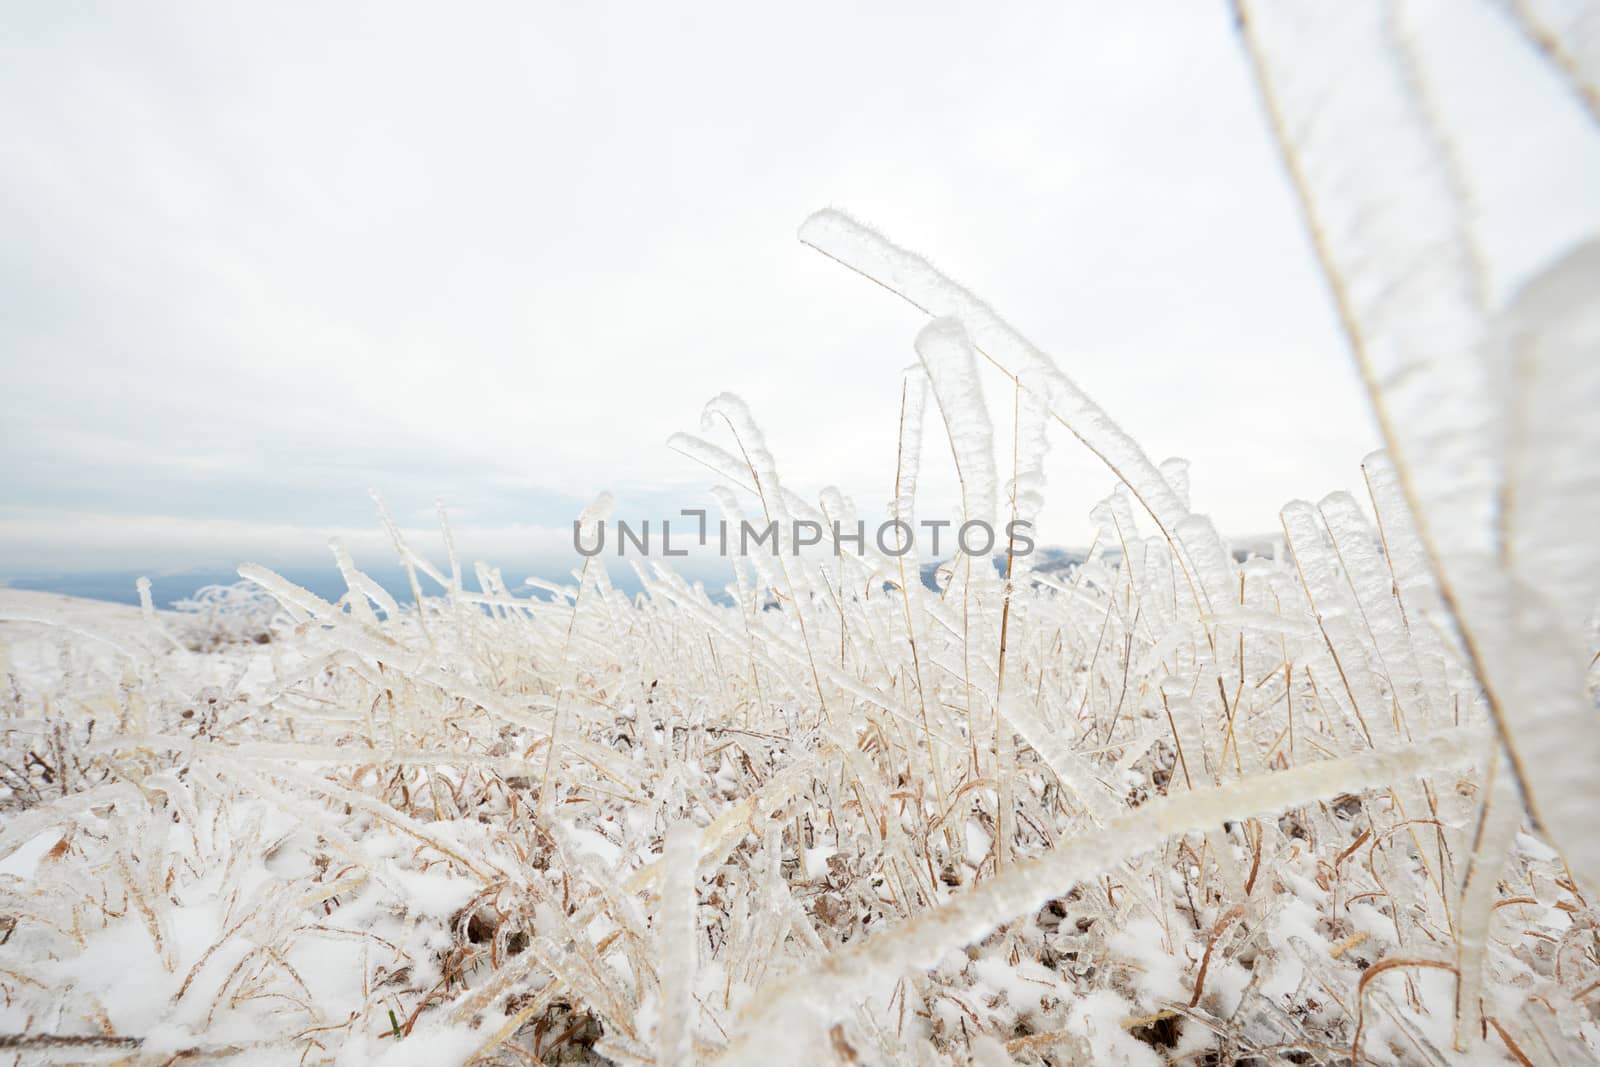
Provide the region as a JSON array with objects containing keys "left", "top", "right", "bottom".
[{"left": 2, "top": 1, "right": 1596, "bottom": 581}]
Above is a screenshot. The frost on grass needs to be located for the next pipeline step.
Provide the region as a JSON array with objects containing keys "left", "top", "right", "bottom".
[{"left": 3, "top": 9, "right": 1600, "bottom": 1067}]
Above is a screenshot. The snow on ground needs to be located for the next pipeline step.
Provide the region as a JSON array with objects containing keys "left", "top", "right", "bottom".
[{"left": 0, "top": 476, "right": 1595, "bottom": 1067}]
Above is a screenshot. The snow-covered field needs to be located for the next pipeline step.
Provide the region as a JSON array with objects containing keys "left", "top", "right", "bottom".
[
  {"left": 5, "top": 7, "right": 1600, "bottom": 1066},
  {"left": 0, "top": 487, "right": 1580, "bottom": 1067}
]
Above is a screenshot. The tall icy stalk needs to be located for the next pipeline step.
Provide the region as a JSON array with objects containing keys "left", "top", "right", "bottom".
[{"left": 1239, "top": 0, "right": 1600, "bottom": 894}]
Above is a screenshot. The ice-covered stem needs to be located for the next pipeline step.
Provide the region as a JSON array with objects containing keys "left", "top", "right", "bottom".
[
  {"left": 657, "top": 819, "right": 702, "bottom": 1066},
  {"left": 888, "top": 371, "right": 949, "bottom": 835},
  {"left": 699, "top": 393, "right": 833, "bottom": 724},
  {"left": 999, "top": 691, "right": 1117, "bottom": 826},
  {"left": 329, "top": 538, "right": 399, "bottom": 626},
  {"left": 435, "top": 498, "right": 463, "bottom": 596},
  {"left": 798, "top": 208, "right": 1229, "bottom": 616},
  {"left": 542, "top": 492, "right": 615, "bottom": 822},
  {"left": 717, "top": 727, "right": 1484, "bottom": 1064},
  {"left": 1237, "top": 1, "right": 1600, "bottom": 890},
  {"left": 368, "top": 488, "right": 433, "bottom": 641},
  {"left": 1453, "top": 751, "right": 1520, "bottom": 1052},
  {"left": 1490, "top": 0, "right": 1600, "bottom": 127},
  {"left": 915, "top": 317, "right": 998, "bottom": 778},
  {"left": 914, "top": 318, "right": 996, "bottom": 533}
]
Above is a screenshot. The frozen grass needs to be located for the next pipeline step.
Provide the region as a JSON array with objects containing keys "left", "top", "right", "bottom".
[{"left": 2, "top": 6, "right": 1600, "bottom": 1065}]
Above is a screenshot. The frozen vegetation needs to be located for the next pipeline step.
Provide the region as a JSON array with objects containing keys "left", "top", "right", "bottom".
[{"left": 3, "top": 5, "right": 1600, "bottom": 1065}]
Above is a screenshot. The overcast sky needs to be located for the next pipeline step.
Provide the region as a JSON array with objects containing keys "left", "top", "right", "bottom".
[{"left": 3, "top": 1, "right": 1597, "bottom": 588}]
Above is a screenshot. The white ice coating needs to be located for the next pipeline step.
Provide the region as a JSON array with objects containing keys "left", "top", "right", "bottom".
[
  {"left": 368, "top": 487, "right": 450, "bottom": 598},
  {"left": 1240, "top": 4, "right": 1499, "bottom": 572},
  {"left": 1452, "top": 754, "right": 1521, "bottom": 1051},
  {"left": 914, "top": 318, "right": 997, "bottom": 533},
  {"left": 798, "top": 208, "right": 1231, "bottom": 607},
  {"left": 1316, "top": 490, "right": 1436, "bottom": 730},
  {"left": 436, "top": 498, "right": 463, "bottom": 594},
  {"left": 716, "top": 728, "right": 1484, "bottom": 1065},
  {"left": 1491, "top": 0, "right": 1600, "bottom": 124},
  {"left": 577, "top": 490, "right": 616, "bottom": 532},
  {"left": 330, "top": 538, "right": 401, "bottom": 623},
  {"left": 1491, "top": 238, "right": 1600, "bottom": 639},
  {"left": 657, "top": 819, "right": 701, "bottom": 1067},
  {"left": 889, "top": 367, "right": 931, "bottom": 555},
  {"left": 1476, "top": 247, "right": 1600, "bottom": 886},
  {"left": 1280, "top": 500, "right": 1390, "bottom": 747},
  {"left": 1242, "top": 1, "right": 1600, "bottom": 890},
  {"left": 1012, "top": 369, "right": 1053, "bottom": 523},
  {"left": 999, "top": 691, "right": 1119, "bottom": 826}
]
